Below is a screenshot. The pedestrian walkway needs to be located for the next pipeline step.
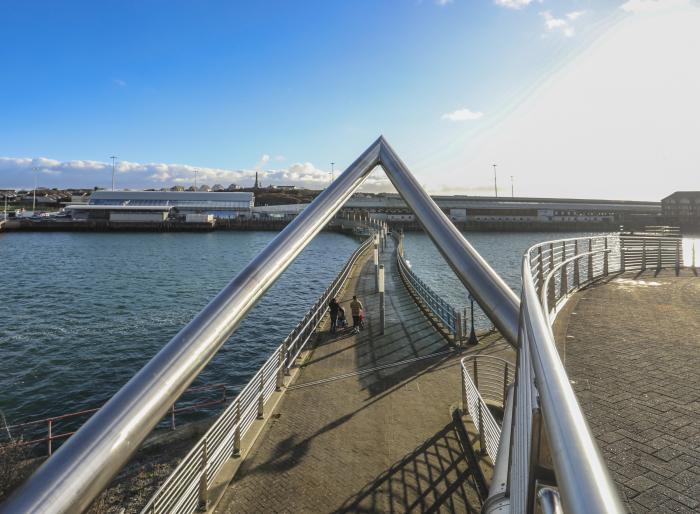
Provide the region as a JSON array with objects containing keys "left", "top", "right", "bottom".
[
  {"left": 557, "top": 269, "right": 700, "bottom": 514},
  {"left": 214, "top": 238, "right": 500, "bottom": 513}
]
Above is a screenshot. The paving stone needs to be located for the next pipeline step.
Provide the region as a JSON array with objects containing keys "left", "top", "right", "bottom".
[{"left": 558, "top": 269, "right": 700, "bottom": 514}]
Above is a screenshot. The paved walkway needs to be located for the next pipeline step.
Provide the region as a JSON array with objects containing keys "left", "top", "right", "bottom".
[
  {"left": 215, "top": 238, "right": 507, "bottom": 514},
  {"left": 559, "top": 270, "right": 700, "bottom": 514}
]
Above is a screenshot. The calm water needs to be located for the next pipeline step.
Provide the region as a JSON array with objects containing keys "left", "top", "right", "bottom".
[
  {"left": 0, "top": 231, "right": 358, "bottom": 426},
  {"left": 1, "top": 229, "right": 598, "bottom": 428}
]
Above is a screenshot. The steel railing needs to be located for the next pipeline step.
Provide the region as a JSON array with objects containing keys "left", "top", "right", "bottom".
[
  {"left": 460, "top": 356, "right": 514, "bottom": 462},
  {"left": 140, "top": 235, "right": 372, "bottom": 513},
  {"left": 395, "top": 236, "right": 461, "bottom": 336},
  {"left": 0, "top": 383, "right": 228, "bottom": 457},
  {"left": 483, "top": 234, "right": 624, "bottom": 514}
]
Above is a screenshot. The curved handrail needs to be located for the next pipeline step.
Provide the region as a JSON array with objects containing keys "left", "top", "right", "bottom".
[{"left": 504, "top": 235, "right": 625, "bottom": 514}]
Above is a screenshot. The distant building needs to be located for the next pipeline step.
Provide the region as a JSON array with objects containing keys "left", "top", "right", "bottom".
[
  {"left": 170, "top": 185, "right": 185, "bottom": 192},
  {"left": 275, "top": 185, "right": 297, "bottom": 191},
  {"left": 661, "top": 192, "right": 700, "bottom": 221},
  {"left": 227, "top": 183, "right": 241, "bottom": 191},
  {"left": 198, "top": 184, "right": 211, "bottom": 192},
  {"left": 212, "top": 184, "right": 225, "bottom": 192},
  {"left": 66, "top": 191, "right": 254, "bottom": 220}
]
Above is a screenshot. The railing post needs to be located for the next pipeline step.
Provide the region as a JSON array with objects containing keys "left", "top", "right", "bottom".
[
  {"left": 573, "top": 240, "right": 580, "bottom": 288},
  {"left": 283, "top": 337, "right": 290, "bottom": 376},
  {"left": 233, "top": 400, "right": 241, "bottom": 457},
  {"left": 604, "top": 238, "right": 609, "bottom": 276},
  {"left": 257, "top": 374, "right": 264, "bottom": 419},
  {"left": 455, "top": 310, "right": 462, "bottom": 344},
  {"left": 641, "top": 239, "right": 647, "bottom": 271},
  {"left": 657, "top": 239, "right": 662, "bottom": 270},
  {"left": 547, "top": 274, "right": 555, "bottom": 313},
  {"left": 693, "top": 241, "right": 696, "bottom": 271},
  {"left": 503, "top": 362, "right": 509, "bottom": 408},
  {"left": 537, "top": 246, "right": 544, "bottom": 294},
  {"left": 473, "top": 360, "right": 485, "bottom": 454},
  {"left": 198, "top": 440, "right": 209, "bottom": 511},
  {"left": 47, "top": 419, "right": 53, "bottom": 456},
  {"left": 276, "top": 347, "right": 285, "bottom": 391},
  {"left": 620, "top": 237, "right": 626, "bottom": 272},
  {"left": 559, "top": 261, "right": 568, "bottom": 298},
  {"left": 676, "top": 239, "right": 681, "bottom": 273},
  {"left": 549, "top": 242, "right": 554, "bottom": 269},
  {"left": 461, "top": 363, "right": 467, "bottom": 412},
  {"left": 588, "top": 239, "right": 594, "bottom": 280}
]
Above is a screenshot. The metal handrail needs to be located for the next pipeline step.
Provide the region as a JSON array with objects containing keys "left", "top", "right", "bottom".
[
  {"left": 396, "top": 248, "right": 460, "bottom": 335},
  {"left": 498, "top": 235, "right": 625, "bottom": 514},
  {"left": 460, "top": 356, "right": 514, "bottom": 463},
  {"left": 139, "top": 235, "right": 372, "bottom": 513}
]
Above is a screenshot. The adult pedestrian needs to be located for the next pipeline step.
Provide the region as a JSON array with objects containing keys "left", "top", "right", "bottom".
[
  {"left": 350, "top": 295, "right": 364, "bottom": 333},
  {"left": 329, "top": 298, "right": 340, "bottom": 333}
]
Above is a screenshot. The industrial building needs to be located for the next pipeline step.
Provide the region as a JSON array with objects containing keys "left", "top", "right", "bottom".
[
  {"left": 343, "top": 194, "right": 660, "bottom": 227},
  {"left": 66, "top": 191, "right": 254, "bottom": 222}
]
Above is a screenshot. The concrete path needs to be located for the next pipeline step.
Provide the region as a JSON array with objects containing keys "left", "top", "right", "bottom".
[
  {"left": 215, "top": 238, "right": 494, "bottom": 514},
  {"left": 559, "top": 270, "right": 700, "bottom": 514}
]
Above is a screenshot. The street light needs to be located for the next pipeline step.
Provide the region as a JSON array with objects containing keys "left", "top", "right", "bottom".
[
  {"left": 32, "top": 167, "right": 38, "bottom": 213},
  {"left": 110, "top": 156, "right": 118, "bottom": 191},
  {"left": 493, "top": 163, "right": 498, "bottom": 197}
]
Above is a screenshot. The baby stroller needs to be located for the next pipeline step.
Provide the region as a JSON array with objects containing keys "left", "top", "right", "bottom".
[{"left": 337, "top": 307, "right": 348, "bottom": 330}]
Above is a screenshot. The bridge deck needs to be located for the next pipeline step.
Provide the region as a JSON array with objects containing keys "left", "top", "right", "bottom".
[
  {"left": 558, "top": 270, "right": 700, "bottom": 514},
  {"left": 214, "top": 238, "right": 509, "bottom": 514}
]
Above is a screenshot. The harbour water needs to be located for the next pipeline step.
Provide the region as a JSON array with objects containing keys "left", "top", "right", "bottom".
[{"left": 1, "top": 230, "right": 596, "bottom": 428}]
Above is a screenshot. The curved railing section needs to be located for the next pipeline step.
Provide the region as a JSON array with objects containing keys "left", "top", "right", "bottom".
[
  {"left": 139, "top": 235, "right": 372, "bottom": 514},
  {"left": 482, "top": 234, "right": 625, "bottom": 514},
  {"left": 461, "top": 356, "right": 514, "bottom": 463},
  {"left": 394, "top": 233, "right": 461, "bottom": 338}
]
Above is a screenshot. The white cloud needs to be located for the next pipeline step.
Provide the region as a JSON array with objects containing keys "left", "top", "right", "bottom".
[
  {"left": 621, "top": 0, "right": 692, "bottom": 13},
  {"left": 494, "top": 0, "right": 534, "bottom": 9},
  {"left": 113, "top": 79, "right": 127, "bottom": 87},
  {"left": 541, "top": 10, "right": 585, "bottom": 37},
  {"left": 435, "top": 0, "right": 453, "bottom": 5},
  {"left": 0, "top": 155, "right": 395, "bottom": 191},
  {"left": 441, "top": 108, "right": 484, "bottom": 122}
]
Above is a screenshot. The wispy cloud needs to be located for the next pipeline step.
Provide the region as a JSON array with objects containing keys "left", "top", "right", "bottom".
[
  {"left": 441, "top": 108, "right": 483, "bottom": 122},
  {"left": 540, "top": 10, "right": 585, "bottom": 37},
  {"left": 435, "top": 0, "right": 453, "bottom": 5},
  {"left": 494, "top": 0, "right": 534, "bottom": 9},
  {"left": 113, "top": 78, "right": 127, "bottom": 87},
  {"left": 621, "top": 0, "right": 693, "bottom": 13}
]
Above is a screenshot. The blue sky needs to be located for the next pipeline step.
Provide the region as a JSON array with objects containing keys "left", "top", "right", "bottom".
[{"left": 1, "top": 0, "right": 698, "bottom": 199}]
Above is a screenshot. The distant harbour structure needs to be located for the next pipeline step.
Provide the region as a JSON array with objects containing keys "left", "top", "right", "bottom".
[{"left": 65, "top": 190, "right": 254, "bottom": 222}]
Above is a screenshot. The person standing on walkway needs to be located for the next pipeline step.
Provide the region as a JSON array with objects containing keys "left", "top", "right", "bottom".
[
  {"left": 329, "top": 298, "right": 340, "bottom": 333},
  {"left": 350, "top": 295, "right": 363, "bottom": 333}
]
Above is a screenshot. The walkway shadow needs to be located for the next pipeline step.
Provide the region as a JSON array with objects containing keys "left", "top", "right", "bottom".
[{"left": 334, "top": 421, "right": 481, "bottom": 514}]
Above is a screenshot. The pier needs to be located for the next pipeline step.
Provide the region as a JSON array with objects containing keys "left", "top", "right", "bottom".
[
  {"left": 556, "top": 269, "right": 700, "bottom": 513},
  {"left": 213, "top": 236, "right": 510, "bottom": 513}
]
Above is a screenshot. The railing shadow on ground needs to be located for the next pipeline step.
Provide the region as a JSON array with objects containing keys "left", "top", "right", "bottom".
[
  {"left": 233, "top": 351, "right": 462, "bottom": 480},
  {"left": 334, "top": 421, "right": 482, "bottom": 514}
]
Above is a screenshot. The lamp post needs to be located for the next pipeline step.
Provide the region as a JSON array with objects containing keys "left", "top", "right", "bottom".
[
  {"left": 32, "top": 167, "right": 38, "bottom": 213},
  {"left": 110, "top": 156, "right": 118, "bottom": 191},
  {"left": 493, "top": 163, "right": 498, "bottom": 197},
  {"left": 374, "top": 242, "right": 379, "bottom": 292},
  {"left": 378, "top": 264, "right": 385, "bottom": 335},
  {"left": 467, "top": 294, "right": 478, "bottom": 345}
]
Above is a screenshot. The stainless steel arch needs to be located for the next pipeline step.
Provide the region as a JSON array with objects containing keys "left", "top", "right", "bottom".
[{"left": 1, "top": 136, "right": 519, "bottom": 513}]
